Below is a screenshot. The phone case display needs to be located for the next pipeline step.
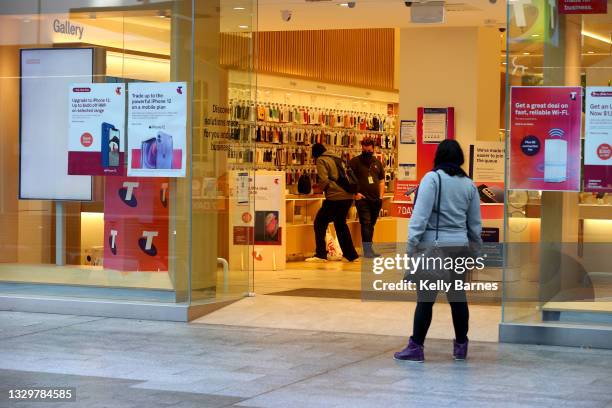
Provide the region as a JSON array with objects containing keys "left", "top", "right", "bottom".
[
  {"left": 127, "top": 82, "right": 187, "bottom": 177},
  {"left": 103, "top": 177, "right": 169, "bottom": 272},
  {"left": 68, "top": 83, "right": 126, "bottom": 177},
  {"left": 232, "top": 101, "right": 393, "bottom": 132},
  {"left": 224, "top": 99, "right": 397, "bottom": 190}
]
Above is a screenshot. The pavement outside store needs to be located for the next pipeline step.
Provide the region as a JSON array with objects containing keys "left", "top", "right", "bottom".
[{"left": 1, "top": 311, "right": 612, "bottom": 408}]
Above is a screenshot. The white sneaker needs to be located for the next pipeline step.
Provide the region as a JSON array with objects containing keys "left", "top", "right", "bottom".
[
  {"left": 327, "top": 255, "right": 342, "bottom": 261},
  {"left": 305, "top": 256, "right": 327, "bottom": 263}
]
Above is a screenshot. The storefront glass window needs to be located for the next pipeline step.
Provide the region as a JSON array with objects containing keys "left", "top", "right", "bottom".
[
  {"left": 0, "top": 0, "right": 194, "bottom": 304},
  {"left": 504, "top": 0, "right": 612, "bottom": 325}
]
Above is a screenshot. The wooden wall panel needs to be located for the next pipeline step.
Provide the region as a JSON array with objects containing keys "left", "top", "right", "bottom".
[{"left": 220, "top": 28, "right": 395, "bottom": 91}]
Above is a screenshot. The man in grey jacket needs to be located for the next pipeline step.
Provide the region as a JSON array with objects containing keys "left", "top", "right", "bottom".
[{"left": 305, "top": 144, "right": 359, "bottom": 262}]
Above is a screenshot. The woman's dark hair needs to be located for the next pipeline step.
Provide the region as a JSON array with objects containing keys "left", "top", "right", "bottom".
[{"left": 433, "top": 140, "right": 467, "bottom": 177}]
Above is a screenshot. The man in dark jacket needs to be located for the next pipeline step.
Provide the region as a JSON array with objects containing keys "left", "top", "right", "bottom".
[
  {"left": 305, "top": 144, "right": 359, "bottom": 263},
  {"left": 349, "top": 139, "right": 385, "bottom": 258}
]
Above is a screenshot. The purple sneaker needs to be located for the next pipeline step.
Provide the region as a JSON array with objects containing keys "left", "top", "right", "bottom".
[
  {"left": 453, "top": 338, "right": 468, "bottom": 361},
  {"left": 393, "top": 337, "right": 424, "bottom": 362}
]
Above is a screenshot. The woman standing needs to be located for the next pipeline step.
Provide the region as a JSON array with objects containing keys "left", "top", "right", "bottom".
[{"left": 394, "top": 140, "right": 482, "bottom": 362}]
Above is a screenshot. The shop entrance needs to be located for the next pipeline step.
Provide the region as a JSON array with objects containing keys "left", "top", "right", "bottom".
[
  {"left": 234, "top": 0, "right": 507, "bottom": 298},
  {"left": 196, "top": 0, "right": 507, "bottom": 339}
]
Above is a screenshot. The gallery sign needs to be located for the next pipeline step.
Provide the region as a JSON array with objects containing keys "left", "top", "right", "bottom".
[{"left": 509, "top": 86, "right": 582, "bottom": 192}]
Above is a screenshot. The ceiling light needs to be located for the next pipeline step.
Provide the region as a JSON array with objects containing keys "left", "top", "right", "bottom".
[
  {"left": 588, "top": 51, "right": 595, "bottom": 54},
  {"left": 339, "top": 2, "right": 349, "bottom": 6},
  {"left": 239, "top": 25, "right": 249, "bottom": 29},
  {"left": 531, "top": 34, "right": 539, "bottom": 37},
  {"left": 234, "top": 6, "right": 245, "bottom": 10},
  {"left": 502, "top": 62, "right": 507, "bottom": 65},
  {"left": 523, "top": 52, "right": 530, "bottom": 55},
  {"left": 582, "top": 30, "right": 612, "bottom": 45}
]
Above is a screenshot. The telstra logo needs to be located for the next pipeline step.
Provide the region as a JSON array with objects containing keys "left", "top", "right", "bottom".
[
  {"left": 109, "top": 229, "right": 118, "bottom": 255},
  {"left": 160, "top": 183, "right": 169, "bottom": 208},
  {"left": 138, "top": 231, "right": 159, "bottom": 256},
  {"left": 118, "top": 182, "right": 139, "bottom": 207}
]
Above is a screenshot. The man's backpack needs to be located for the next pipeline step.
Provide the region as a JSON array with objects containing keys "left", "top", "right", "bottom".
[
  {"left": 330, "top": 157, "right": 359, "bottom": 194},
  {"left": 297, "top": 173, "right": 312, "bottom": 194}
]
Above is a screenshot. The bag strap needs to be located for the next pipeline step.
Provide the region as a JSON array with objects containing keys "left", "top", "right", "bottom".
[
  {"left": 329, "top": 156, "right": 345, "bottom": 182},
  {"left": 434, "top": 171, "right": 442, "bottom": 242}
]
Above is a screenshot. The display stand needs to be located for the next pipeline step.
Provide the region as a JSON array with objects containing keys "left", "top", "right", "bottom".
[{"left": 228, "top": 170, "right": 286, "bottom": 272}]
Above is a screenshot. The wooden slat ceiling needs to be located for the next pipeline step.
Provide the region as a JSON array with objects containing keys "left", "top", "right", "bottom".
[{"left": 220, "top": 28, "right": 396, "bottom": 91}]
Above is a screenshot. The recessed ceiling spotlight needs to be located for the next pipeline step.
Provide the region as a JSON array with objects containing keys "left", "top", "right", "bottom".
[
  {"left": 234, "top": 7, "right": 245, "bottom": 10},
  {"left": 502, "top": 62, "right": 507, "bottom": 65},
  {"left": 531, "top": 34, "right": 540, "bottom": 37},
  {"left": 239, "top": 25, "right": 249, "bottom": 29},
  {"left": 523, "top": 52, "right": 530, "bottom": 55},
  {"left": 588, "top": 51, "right": 595, "bottom": 54}
]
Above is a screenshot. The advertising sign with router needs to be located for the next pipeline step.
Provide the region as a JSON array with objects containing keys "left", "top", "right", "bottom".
[{"left": 509, "top": 86, "right": 582, "bottom": 192}]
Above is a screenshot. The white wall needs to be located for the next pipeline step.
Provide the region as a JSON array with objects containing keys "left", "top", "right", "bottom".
[{"left": 396, "top": 26, "right": 502, "bottom": 240}]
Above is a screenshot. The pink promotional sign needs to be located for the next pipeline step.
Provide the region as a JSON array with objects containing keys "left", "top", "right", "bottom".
[
  {"left": 584, "top": 87, "right": 612, "bottom": 193},
  {"left": 510, "top": 87, "right": 582, "bottom": 191},
  {"left": 558, "top": 0, "right": 607, "bottom": 14}
]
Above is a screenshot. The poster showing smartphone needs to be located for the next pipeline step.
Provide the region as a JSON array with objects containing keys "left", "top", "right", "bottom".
[
  {"left": 127, "top": 82, "right": 187, "bottom": 177},
  {"left": 67, "top": 83, "right": 126, "bottom": 176}
]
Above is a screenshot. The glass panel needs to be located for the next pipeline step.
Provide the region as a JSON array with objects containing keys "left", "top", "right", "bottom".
[
  {"left": 190, "top": 0, "right": 257, "bottom": 304},
  {"left": 504, "top": 1, "right": 612, "bottom": 324},
  {"left": 0, "top": 0, "right": 193, "bottom": 303}
]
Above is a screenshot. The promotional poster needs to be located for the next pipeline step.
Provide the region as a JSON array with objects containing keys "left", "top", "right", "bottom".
[
  {"left": 228, "top": 171, "right": 285, "bottom": 271},
  {"left": 68, "top": 83, "right": 126, "bottom": 176},
  {"left": 509, "top": 86, "right": 582, "bottom": 191},
  {"left": 584, "top": 87, "right": 612, "bottom": 193},
  {"left": 127, "top": 82, "right": 187, "bottom": 177}
]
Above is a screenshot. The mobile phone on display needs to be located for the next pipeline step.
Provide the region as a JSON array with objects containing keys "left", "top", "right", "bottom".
[
  {"left": 108, "top": 129, "right": 120, "bottom": 167},
  {"left": 156, "top": 131, "right": 173, "bottom": 169},
  {"left": 141, "top": 137, "right": 157, "bottom": 169},
  {"left": 477, "top": 184, "right": 504, "bottom": 203},
  {"left": 101, "top": 122, "right": 119, "bottom": 167}
]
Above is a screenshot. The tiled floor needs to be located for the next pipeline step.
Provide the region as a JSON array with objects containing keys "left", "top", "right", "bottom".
[
  {"left": 194, "top": 294, "right": 501, "bottom": 342},
  {"left": 203, "top": 260, "right": 502, "bottom": 342},
  {"left": 2, "top": 311, "right": 612, "bottom": 408}
]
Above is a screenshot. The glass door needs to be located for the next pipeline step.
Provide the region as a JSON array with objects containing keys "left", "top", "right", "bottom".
[{"left": 190, "top": 0, "right": 258, "bottom": 304}]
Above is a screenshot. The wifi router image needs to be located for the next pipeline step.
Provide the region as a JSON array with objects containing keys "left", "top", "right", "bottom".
[{"left": 544, "top": 128, "right": 568, "bottom": 183}]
